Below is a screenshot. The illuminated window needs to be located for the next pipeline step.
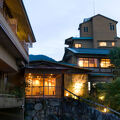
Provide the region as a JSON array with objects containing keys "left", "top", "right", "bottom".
[
  {"left": 100, "top": 59, "right": 111, "bottom": 68},
  {"left": 25, "top": 74, "right": 56, "bottom": 96},
  {"left": 75, "top": 44, "right": 82, "bottom": 48},
  {"left": 99, "top": 42, "right": 107, "bottom": 47},
  {"left": 112, "top": 42, "right": 115, "bottom": 46},
  {"left": 78, "top": 58, "right": 97, "bottom": 67}
]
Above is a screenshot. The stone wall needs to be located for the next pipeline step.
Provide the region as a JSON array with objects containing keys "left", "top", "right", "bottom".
[{"left": 25, "top": 98, "right": 120, "bottom": 120}]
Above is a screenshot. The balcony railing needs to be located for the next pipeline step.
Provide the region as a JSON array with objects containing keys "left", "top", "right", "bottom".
[{"left": 0, "top": 9, "right": 29, "bottom": 61}]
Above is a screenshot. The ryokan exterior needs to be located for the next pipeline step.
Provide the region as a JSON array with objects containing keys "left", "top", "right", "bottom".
[
  {"left": 0, "top": 0, "right": 36, "bottom": 109},
  {"left": 63, "top": 14, "right": 120, "bottom": 85}
]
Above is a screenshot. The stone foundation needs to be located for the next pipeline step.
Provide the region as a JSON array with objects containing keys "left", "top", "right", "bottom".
[{"left": 25, "top": 98, "right": 120, "bottom": 120}]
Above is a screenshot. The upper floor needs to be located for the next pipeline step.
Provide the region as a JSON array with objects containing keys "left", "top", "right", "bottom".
[
  {"left": 0, "top": 0, "right": 36, "bottom": 72},
  {"left": 65, "top": 14, "right": 120, "bottom": 49},
  {"left": 0, "top": 0, "right": 36, "bottom": 63}
]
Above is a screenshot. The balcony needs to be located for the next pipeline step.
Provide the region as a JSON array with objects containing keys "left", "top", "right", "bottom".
[
  {"left": 0, "top": 94, "right": 24, "bottom": 108},
  {"left": 88, "top": 67, "right": 113, "bottom": 73},
  {"left": 0, "top": 11, "right": 29, "bottom": 62}
]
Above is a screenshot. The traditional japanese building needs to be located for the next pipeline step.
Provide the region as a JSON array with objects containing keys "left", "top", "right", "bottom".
[
  {"left": 25, "top": 55, "right": 90, "bottom": 98},
  {"left": 63, "top": 14, "right": 119, "bottom": 85}
]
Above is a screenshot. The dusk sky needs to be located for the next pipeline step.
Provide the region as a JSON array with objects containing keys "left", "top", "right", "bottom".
[{"left": 23, "top": 0, "right": 120, "bottom": 61}]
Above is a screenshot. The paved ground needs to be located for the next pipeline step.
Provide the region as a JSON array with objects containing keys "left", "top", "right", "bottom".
[{"left": 0, "top": 108, "right": 24, "bottom": 120}]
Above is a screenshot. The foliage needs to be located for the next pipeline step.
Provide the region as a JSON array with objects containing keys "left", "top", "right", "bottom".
[
  {"left": 109, "top": 47, "right": 120, "bottom": 77},
  {"left": 109, "top": 47, "right": 120, "bottom": 68},
  {"left": 89, "top": 78, "right": 120, "bottom": 112},
  {"left": 105, "top": 77, "right": 120, "bottom": 111}
]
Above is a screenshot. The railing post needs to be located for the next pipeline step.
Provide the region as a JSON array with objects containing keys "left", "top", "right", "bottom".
[{"left": 61, "top": 74, "right": 64, "bottom": 98}]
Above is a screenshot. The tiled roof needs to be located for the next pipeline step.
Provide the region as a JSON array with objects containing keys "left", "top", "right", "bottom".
[
  {"left": 71, "top": 37, "right": 93, "bottom": 40},
  {"left": 67, "top": 48, "right": 110, "bottom": 55}
]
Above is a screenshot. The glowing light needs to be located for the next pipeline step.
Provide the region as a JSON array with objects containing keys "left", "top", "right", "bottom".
[
  {"left": 66, "top": 93, "right": 69, "bottom": 96},
  {"left": 33, "top": 80, "right": 40, "bottom": 86},
  {"left": 29, "top": 73, "right": 32, "bottom": 76},
  {"left": 99, "top": 95, "right": 105, "bottom": 101},
  {"left": 78, "top": 61, "right": 84, "bottom": 67},
  {"left": 74, "top": 82, "right": 83, "bottom": 94},
  {"left": 103, "top": 108, "right": 108, "bottom": 113}
]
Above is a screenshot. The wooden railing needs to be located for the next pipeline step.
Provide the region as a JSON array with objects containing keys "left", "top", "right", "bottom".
[{"left": 64, "top": 88, "right": 120, "bottom": 116}]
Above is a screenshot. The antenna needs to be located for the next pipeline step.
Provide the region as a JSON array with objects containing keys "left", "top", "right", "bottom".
[{"left": 93, "top": 0, "right": 96, "bottom": 15}]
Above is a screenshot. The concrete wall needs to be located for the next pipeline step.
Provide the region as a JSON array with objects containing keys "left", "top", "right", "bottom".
[{"left": 0, "top": 45, "right": 18, "bottom": 72}]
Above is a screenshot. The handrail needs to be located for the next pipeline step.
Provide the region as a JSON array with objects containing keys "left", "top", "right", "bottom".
[{"left": 64, "top": 88, "right": 120, "bottom": 116}]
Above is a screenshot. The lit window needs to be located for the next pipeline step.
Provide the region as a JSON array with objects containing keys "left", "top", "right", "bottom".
[
  {"left": 100, "top": 59, "right": 111, "bottom": 68},
  {"left": 99, "top": 42, "right": 107, "bottom": 47},
  {"left": 75, "top": 44, "right": 82, "bottom": 48},
  {"left": 25, "top": 74, "right": 56, "bottom": 96},
  {"left": 112, "top": 42, "right": 115, "bottom": 46},
  {"left": 78, "top": 58, "right": 97, "bottom": 67}
]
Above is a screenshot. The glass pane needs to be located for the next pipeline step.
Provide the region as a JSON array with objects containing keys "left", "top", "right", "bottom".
[
  {"left": 44, "top": 87, "right": 49, "bottom": 95},
  {"left": 89, "top": 58, "right": 94, "bottom": 67},
  {"left": 78, "top": 58, "right": 84, "bottom": 67},
  {"left": 32, "top": 87, "right": 40, "bottom": 96},
  {"left": 49, "top": 87, "right": 55, "bottom": 95},
  {"left": 26, "top": 87, "right": 32, "bottom": 96},
  {"left": 84, "top": 58, "right": 88, "bottom": 67}
]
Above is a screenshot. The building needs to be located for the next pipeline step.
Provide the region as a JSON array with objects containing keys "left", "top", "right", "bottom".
[
  {"left": 0, "top": 0, "right": 35, "bottom": 109},
  {"left": 63, "top": 14, "right": 119, "bottom": 85},
  {"left": 25, "top": 55, "right": 90, "bottom": 98}
]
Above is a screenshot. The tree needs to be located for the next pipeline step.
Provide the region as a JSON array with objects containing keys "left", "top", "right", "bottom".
[
  {"left": 105, "top": 77, "right": 120, "bottom": 111},
  {"left": 109, "top": 47, "right": 120, "bottom": 77}
]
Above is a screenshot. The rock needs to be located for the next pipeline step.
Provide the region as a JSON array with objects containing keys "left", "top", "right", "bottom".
[
  {"left": 32, "top": 110, "right": 36, "bottom": 117},
  {"left": 47, "top": 114, "right": 59, "bottom": 120},
  {"left": 33, "top": 116, "right": 38, "bottom": 120},
  {"left": 49, "top": 100, "right": 60, "bottom": 107},
  {"left": 25, "top": 116, "right": 32, "bottom": 120},
  {"left": 34, "top": 103, "right": 43, "bottom": 111}
]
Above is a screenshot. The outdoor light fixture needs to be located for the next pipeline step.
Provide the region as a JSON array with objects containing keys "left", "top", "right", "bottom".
[
  {"left": 99, "top": 95, "right": 105, "bottom": 101},
  {"left": 66, "top": 93, "right": 69, "bottom": 96}
]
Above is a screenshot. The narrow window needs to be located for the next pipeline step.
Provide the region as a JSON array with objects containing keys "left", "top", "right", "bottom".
[
  {"left": 112, "top": 42, "right": 115, "bottom": 46},
  {"left": 84, "top": 27, "right": 88, "bottom": 32},
  {"left": 110, "top": 23, "right": 114, "bottom": 31}
]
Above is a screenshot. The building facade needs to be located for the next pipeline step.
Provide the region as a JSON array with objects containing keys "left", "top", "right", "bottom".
[
  {"left": 0, "top": 0, "right": 35, "bottom": 109},
  {"left": 63, "top": 14, "right": 119, "bottom": 85}
]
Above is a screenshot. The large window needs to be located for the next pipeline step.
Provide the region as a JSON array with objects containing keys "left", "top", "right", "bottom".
[
  {"left": 99, "top": 42, "right": 107, "bottom": 47},
  {"left": 26, "top": 74, "right": 56, "bottom": 96},
  {"left": 100, "top": 59, "right": 111, "bottom": 68},
  {"left": 78, "top": 58, "right": 97, "bottom": 67},
  {"left": 75, "top": 43, "right": 82, "bottom": 48}
]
